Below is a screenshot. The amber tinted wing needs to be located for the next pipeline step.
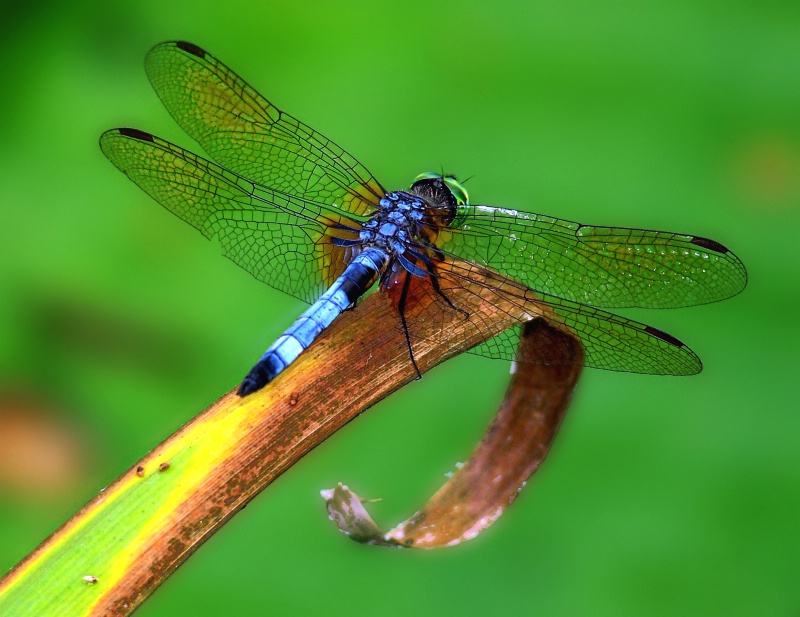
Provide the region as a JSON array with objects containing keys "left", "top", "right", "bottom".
[
  {"left": 100, "top": 128, "right": 362, "bottom": 303},
  {"left": 143, "top": 41, "right": 385, "bottom": 217},
  {"left": 395, "top": 256, "right": 702, "bottom": 375}
]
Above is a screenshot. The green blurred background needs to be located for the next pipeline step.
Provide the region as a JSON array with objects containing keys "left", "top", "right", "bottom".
[{"left": 1, "top": 0, "right": 798, "bottom": 615}]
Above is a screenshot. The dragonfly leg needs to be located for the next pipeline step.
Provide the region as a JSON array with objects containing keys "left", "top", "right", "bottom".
[
  {"left": 410, "top": 249, "right": 469, "bottom": 319},
  {"left": 396, "top": 270, "right": 422, "bottom": 381}
]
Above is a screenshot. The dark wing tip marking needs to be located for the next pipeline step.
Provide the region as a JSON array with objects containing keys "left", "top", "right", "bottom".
[
  {"left": 690, "top": 235, "right": 729, "bottom": 254},
  {"left": 118, "top": 127, "right": 155, "bottom": 142},
  {"left": 644, "top": 325, "right": 684, "bottom": 348},
  {"left": 175, "top": 41, "right": 207, "bottom": 58}
]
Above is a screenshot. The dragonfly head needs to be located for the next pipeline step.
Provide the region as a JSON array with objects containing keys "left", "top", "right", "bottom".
[
  {"left": 411, "top": 172, "right": 469, "bottom": 206},
  {"left": 410, "top": 173, "right": 469, "bottom": 227}
]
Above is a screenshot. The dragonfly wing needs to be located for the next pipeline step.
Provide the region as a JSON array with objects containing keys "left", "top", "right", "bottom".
[
  {"left": 436, "top": 205, "right": 747, "bottom": 309},
  {"left": 143, "top": 41, "right": 385, "bottom": 217},
  {"left": 100, "top": 128, "right": 362, "bottom": 303},
  {"left": 469, "top": 300, "right": 702, "bottom": 376},
  {"left": 394, "top": 257, "right": 701, "bottom": 375}
]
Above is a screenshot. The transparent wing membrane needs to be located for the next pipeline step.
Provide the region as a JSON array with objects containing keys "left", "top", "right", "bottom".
[
  {"left": 100, "top": 128, "right": 361, "bottom": 303},
  {"left": 145, "top": 41, "right": 385, "bottom": 217},
  {"left": 436, "top": 206, "right": 746, "bottom": 309},
  {"left": 394, "top": 257, "right": 701, "bottom": 375}
]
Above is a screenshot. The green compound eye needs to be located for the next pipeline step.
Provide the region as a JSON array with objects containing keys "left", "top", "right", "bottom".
[
  {"left": 443, "top": 175, "right": 469, "bottom": 206},
  {"left": 412, "top": 172, "right": 469, "bottom": 205}
]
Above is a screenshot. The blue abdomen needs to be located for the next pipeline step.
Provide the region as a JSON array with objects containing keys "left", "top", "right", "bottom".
[{"left": 237, "top": 247, "right": 388, "bottom": 396}]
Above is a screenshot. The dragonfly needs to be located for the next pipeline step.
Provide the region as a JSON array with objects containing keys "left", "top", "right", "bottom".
[{"left": 100, "top": 41, "right": 747, "bottom": 397}]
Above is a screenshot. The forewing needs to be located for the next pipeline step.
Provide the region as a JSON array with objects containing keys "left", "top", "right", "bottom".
[
  {"left": 394, "top": 257, "right": 701, "bottom": 375},
  {"left": 100, "top": 128, "right": 362, "bottom": 303},
  {"left": 144, "top": 41, "right": 385, "bottom": 216},
  {"left": 436, "top": 205, "right": 747, "bottom": 309}
]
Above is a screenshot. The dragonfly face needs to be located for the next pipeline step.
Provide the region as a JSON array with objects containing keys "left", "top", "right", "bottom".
[
  {"left": 100, "top": 41, "right": 747, "bottom": 396},
  {"left": 412, "top": 173, "right": 469, "bottom": 208}
]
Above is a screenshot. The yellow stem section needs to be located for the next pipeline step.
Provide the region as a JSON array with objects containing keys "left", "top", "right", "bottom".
[{"left": 0, "top": 266, "right": 530, "bottom": 616}]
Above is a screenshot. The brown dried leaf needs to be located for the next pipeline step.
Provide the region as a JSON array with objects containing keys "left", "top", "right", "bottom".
[{"left": 322, "top": 319, "right": 583, "bottom": 548}]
